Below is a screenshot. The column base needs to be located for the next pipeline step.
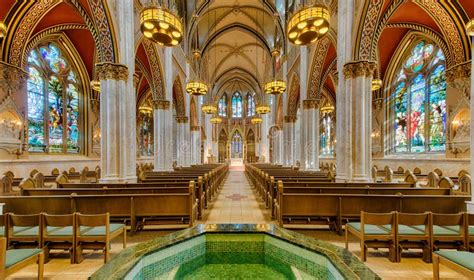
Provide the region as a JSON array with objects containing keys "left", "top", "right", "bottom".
[
  {"left": 351, "top": 175, "right": 370, "bottom": 182},
  {"left": 100, "top": 176, "right": 120, "bottom": 183},
  {"left": 335, "top": 175, "right": 347, "bottom": 183}
]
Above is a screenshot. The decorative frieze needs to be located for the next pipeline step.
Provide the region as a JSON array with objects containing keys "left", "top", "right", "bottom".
[
  {"left": 176, "top": 116, "right": 188, "bottom": 123},
  {"left": 303, "top": 99, "right": 321, "bottom": 110},
  {"left": 152, "top": 99, "right": 170, "bottom": 110},
  {"left": 95, "top": 62, "right": 129, "bottom": 81},
  {"left": 343, "top": 61, "right": 376, "bottom": 79},
  {"left": 284, "top": 116, "right": 296, "bottom": 123},
  {"left": 0, "top": 62, "right": 28, "bottom": 92}
]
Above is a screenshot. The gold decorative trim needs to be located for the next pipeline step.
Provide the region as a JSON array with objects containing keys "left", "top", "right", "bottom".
[
  {"left": 133, "top": 73, "right": 140, "bottom": 88},
  {"left": 95, "top": 62, "right": 128, "bottom": 81},
  {"left": 303, "top": 99, "right": 321, "bottom": 110},
  {"left": 0, "top": 62, "right": 28, "bottom": 92},
  {"left": 446, "top": 61, "right": 471, "bottom": 84},
  {"left": 152, "top": 99, "right": 170, "bottom": 110},
  {"left": 191, "top": 125, "right": 201, "bottom": 131},
  {"left": 176, "top": 116, "right": 189, "bottom": 123},
  {"left": 343, "top": 61, "right": 376, "bottom": 79},
  {"left": 284, "top": 116, "right": 296, "bottom": 123}
]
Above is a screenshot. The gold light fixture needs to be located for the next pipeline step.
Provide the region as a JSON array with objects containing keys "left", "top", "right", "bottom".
[
  {"left": 139, "top": 105, "right": 153, "bottom": 114},
  {"left": 90, "top": 80, "right": 100, "bottom": 92},
  {"left": 251, "top": 116, "right": 263, "bottom": 125},
  {"left": 186, "top": 81, "right": 208, "bottom": 96},
  {"left": 210, "top": 116, "right": 222, "bottom": 124},
  {"left": 320, "top": 100, "right": 334, "bottom": 114},
  {"left": 372, "top": 79, "right": 382, "bottom": 91},
  {"left": 264, "top": 80, "right": 286, "bottom": 95},
  {"left": 256, "top": 104, "right": 271, "bottom": 114},
  {"left": 287, "top": 5, "right": 330, "bottom": 45},
  {"left": 202, "top": 104, "right": 217, "bottom": 114},
  {"left": 0, "top": 21, "right": 6, "bottom": 38},
  {"left": 466, "top": 19, "right": 474, "bottom": 36},
  {"left": 140, "top": 6, "right": 183, "bottom": 47}
]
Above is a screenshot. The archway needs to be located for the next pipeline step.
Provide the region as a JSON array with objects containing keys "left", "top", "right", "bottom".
[
  {"left": 231, "top": 131, "right": 243, "bottom": 159},
  {"left": 218, "top": 129, "right": 228, "bottom": 163},
  {"left": 246, "top": 129, "right": 256, "bottom": 163}
]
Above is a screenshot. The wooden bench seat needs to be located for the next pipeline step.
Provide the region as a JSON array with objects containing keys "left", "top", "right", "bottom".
[
  {"left": 433, "top": 251, "right": 474, "bottom": 280},
  {"left": 0, "top": 237, "right": 44, "bottom": 279}
]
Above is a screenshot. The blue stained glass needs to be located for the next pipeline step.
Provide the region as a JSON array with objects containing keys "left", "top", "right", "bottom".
[
  {"left": 66, "top": 84, "right": 80, "bottom": 153},
  {"left": 232, "top": 92, "right": 242, "bottom": 118},
  {"left": 27, "top": 67, "right": 45, "bottom": 151},
  {"left": 247, "top": 94, "right": 255, "bottom": 117},
  {"left": 409, "top": 74, "right": 426, "bottom": 152},
  {"left": 40, "top": 45, "right": 67, "bottom": 74},
  {"left": 218, "top": 94, "right": 227, "bottom": 117},
  {"left": 48, "top": 76, "right": 64, "bottom": 152},
  {"left": 231, "top": 131, "right": 243, "bottom": 158},
  {"left": 394, "top": 82, "right": 408, "bottom": 153},
  {"left": 429, "top": 65, "right": 446, "bottom": 151}
]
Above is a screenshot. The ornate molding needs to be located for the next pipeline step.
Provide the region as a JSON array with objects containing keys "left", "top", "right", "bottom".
[
  {"left": 284, "top": 116, "right": 296, "bottom": 123},
  {"left": 176, "top": 116, "right": 189, "bottom": 123},
  {"left": 309, "top": 37, "right": 331, "bottom": 99},
  {"left": 191, "top": 125, "right": 201, "bottom": 131},
  {"left": 446, "top": 61, "right": 471, "bottom": 99},
  {"left": 0, "top": 62, "right": 28, "bottom": 92},
  {"left": 152, "top": 99, "right": 170, "bottom": 110},
  {"left": 343, "top": 61, "right": 376, "bottom": 79},
  {"left": 133, "top": 73, "right": 140, "bottom": 88},
  {"left": 303, "top": 99, "right": 321, "bottom": 110},
  {"left": 95, "top": 62, "right": 128, "bottom": 81}
]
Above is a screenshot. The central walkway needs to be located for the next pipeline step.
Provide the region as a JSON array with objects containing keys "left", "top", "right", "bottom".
[{"left": 204, "top": 166, "right": 271, "bottom": 224}]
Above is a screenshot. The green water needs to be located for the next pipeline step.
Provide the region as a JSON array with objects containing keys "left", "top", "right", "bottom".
[{"left": 180, "top": 264, "right": 288, "bottom": 280}]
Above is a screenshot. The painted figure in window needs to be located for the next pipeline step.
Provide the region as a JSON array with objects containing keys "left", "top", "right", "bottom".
[
  {"left": 218, "top": 94, "right": 227, "bottom": 117},
  {"left": 232, "top": 92, "right": 243, "bottom": 118}
]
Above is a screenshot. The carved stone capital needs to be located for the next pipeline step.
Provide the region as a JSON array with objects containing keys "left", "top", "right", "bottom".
[
  {"left": 133, "top": 73, "right": 140, "bottom": 88},
  {"left": 152, "top": 99, "right": 170, "bottom": 110},
  {"left": 95, "top": 62, "right": 128, "bottom": 81},
  {"left": 446, "top": 61, "right": 471, "bottom": 97},
  {"left": 0, "top": 62, "right": 28, "bottom": 92},
  {"left": 191, "top": 125, "right": 201, "bottom": 131},
  {"left": 303, "top": 99, "right": 321, "bottom": 110},
  {"left": 176, "top": 116, "right": 189, "bottom": 123},
  {"left": 343, "top": 61, "right": 376, "bottom": 79},
  {"left": 284, "top": 116, "right": 296, "bottom": 123}
]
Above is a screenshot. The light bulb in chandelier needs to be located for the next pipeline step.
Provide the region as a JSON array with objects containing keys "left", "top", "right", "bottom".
[
  {"left": 186, "top": 81, "right": 208, "bottom": 96},
  {"left": 264, "top": 79, "right": 286, "bottom": 95},
  {"left": 251, "top": 116, "right": 263, "bottom": 125},
  {"left": 287, "top": 5, "right": 330, "bottom": 46},
  {"left": 256, "top": 104, "right": 271, "bottom": 114},
  {"left": 140, "top": 6, "right": 183, "bottom": 47},
  {"left": 202, "top": 104, "right": 217, "bottom": 114}
]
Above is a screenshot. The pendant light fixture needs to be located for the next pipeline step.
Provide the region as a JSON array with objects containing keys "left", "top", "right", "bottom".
[
  {"left": 256, "top": 104, "right": 271, "bottom": 114},
  {"left": 371, "top": 79, "right": 382, "bottom": 91},
  {"left": 0, "top": 21, "right": 6, "bottom": 38},
  {"left": 467, "top": 19, "right": 474, "bottom": 36},
  {"left": 320, "top": 100, "right": 334, "bottom": 115},
  {"left": 251, "top": 116, "right": 263, "bottom": 125},
  {"left": 210, "top": 115, "right": 222, "bottom": 124},
  {"left": 186, "top": 6, "right": 209, "bottom": 96},
  {"left": 202, "top": 104, "right": 217, "bottom": 114},
  {"left": 140, "top": 0, "right": 183, "bottom": 47},
  {"left": 264, "top": 16, "right": 286, "bottom": 95},
  {"left": 287, "top": 1, "right": 330, "bottom": 45}
]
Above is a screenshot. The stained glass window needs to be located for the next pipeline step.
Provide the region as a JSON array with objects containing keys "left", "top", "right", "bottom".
[
  {"left": 218, "top": 94, "right": 227, "bottom": 117},
  {"left": 320, "top": 113, "right": 334, "bottom": 156},
  {"left": 231, "top": 131, "right": 243, "bottom": 158},
  {"left": 247, "top": 93, "right": 255, "bottom": 117},
  {"left": 391, "top": 40, "right": 446, "bottom": 153},
  {"left": 27, "top": 42, "right": 82, "bottom": 153},
  {"left": 232, "top": 92, "right": 243, "bottom": 118}
]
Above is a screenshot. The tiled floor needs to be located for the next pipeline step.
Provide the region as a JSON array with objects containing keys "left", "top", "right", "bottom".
[{"left": 7, "top": 168, "right": 469, "bottom": 279}]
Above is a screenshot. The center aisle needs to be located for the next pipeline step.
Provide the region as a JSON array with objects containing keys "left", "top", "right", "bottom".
[{"left": 203, "top": 165, "right": 271, "bottom": 224}]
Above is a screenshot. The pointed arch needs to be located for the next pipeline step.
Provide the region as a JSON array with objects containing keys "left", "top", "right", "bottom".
[
  {"left": 287, "top": 74, "right": 300, "bottom": 118},
  {"left": 172, "top": 77, "right": 186, "bottom": 117}
]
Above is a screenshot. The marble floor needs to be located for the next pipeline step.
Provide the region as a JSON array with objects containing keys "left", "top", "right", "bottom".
[{"left": 7, "top": 167, "right": 469, "bottom": 279}]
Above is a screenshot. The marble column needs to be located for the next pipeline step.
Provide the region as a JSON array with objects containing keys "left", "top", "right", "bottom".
[
  {"left": 190, "top": 125, "right": 201, "bottom": 165},
  {"left": 303, "top": 99, "right": 321, "bottom": 171},
  {"left": 153, "top": 100, "right": 173, "bottom": 171},
  {"left": 343, "top": 61, "right": 376, "bottom": 181},
  {"left": 283, "top": 116, "right": 296, "bottom": 166},
  {"left": 273, "top": 127, "right": 284, "bottom": 165},
  {"left": 259, "top": 114, "right": 270, "bottom": 162},
  {"left": 176, "top": 116, "right": 189, "bottom": 166}
]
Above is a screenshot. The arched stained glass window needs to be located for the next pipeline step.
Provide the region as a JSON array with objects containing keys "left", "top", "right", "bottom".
[
  {"left": 392, "top": 40, "right": 446, "bottom": 153},
  {"left": 27, "top": 42, "right": 82, "bottom": 153},
  {"left": 232, "top": 92, "right": 243, "bottom": 118},
  {"left": 320, "top": 113, "right": 334, "bottom": 156},
  {"left": 218, "top": 94, "right": 227, "bottom": 117},
  {"left": 231, "top": 131, "right": 243, "bottom": 158},
  {"left": 247, "top": 93, "right": 255, "bottom": 117}
]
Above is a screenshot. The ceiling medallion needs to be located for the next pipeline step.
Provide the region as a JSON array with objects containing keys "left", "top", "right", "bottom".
[
  {"left": 287, "top": 5, "right": 330, "bottom": 45},
  {"left": 264, "top": 79, "right": 286, "bottom": 95},
  {"left": 140, "top": 6, "right": 183, "bottom": 47},
  {"left": 202, "top": 104, "right": 217, "bottom": 114},
  {"left": 466, "top": 19, "right": 474, "bottom": 36},
  {"left": 371, "top": 79, "right": 382, "bottom": 91},
  {"left": 210, "top": 116, "right": 222, "bottom": 124},
  {"left": 256, "top": 104, "right": 271, "bottom": 114},
  {"left": 251, "top": 116, "right": 263, "bottom": 125},
  {"left": 90, "top": 80, "right": 101, "bottom": 92},
  {"left": 186, "top": 80, "right": 208, "bottom": 96},
  {"left": 0, "top": 21, "right": 6, "bottom": 38}
]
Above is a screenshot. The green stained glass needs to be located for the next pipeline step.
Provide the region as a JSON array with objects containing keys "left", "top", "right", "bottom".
[{"left": 27, "top": 67, "right": 45, "bottom": 151}]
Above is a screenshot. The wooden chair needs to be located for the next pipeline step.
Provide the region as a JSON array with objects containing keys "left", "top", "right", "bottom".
[
  {"left": 433, "top": 251, "right": 474, "bottom": 280},
  {"left": 0, "top": 237, "right": 44, "bottom": 280},
  {"left": 431, "top": 213, "right": 466, "bottom": 251},
  {"left": 0, "top": 215, "right": 7, "bottom": 242},
  {"left": 8, "top": 214, "right": 42, "bottom": 249},
  {"left": 42, "top": 213, "right": 75, "bottom": 263},
  {"left": 396, "top": 212, "right": 432, "bottom": 262},
  {"left": 467, "top": 213, "right": 473, "bottom": 252},
  {"left": 345, "top": 211, "right": 397, "bottom": 262},
  {"left": 75, "top": 213, "right": 126, "bottom": 263}
]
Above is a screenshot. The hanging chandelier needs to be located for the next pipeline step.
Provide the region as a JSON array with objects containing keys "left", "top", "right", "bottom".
[
  {"left": 320, "top": 100, "right": 334, "bottom": 114},
  {"left": 256, "top": 104, "right": 271, "bottom": 114},
  {"left": 186, "top": 81, "right": 208, "bottom": 96},
  {"left": 251, "top": 116, "right": 263, "bottom": 125},
  {"left": 210, "top": 116, "right": 222, "bottom": 124},
  {"left": 202, "top": 104, "right": 217, "bottom": 114},
  {"left": 287, "top": 5, "right": 330, "bottom": 45},
  {"left": 140, "top": 6, "right": 183, "bottom": 47},
  {"left": 264, "top": 80, "right": 286, "bottom": 95},
  {"left": 466, "top": 19, "right": 474, "bottom": 36},
  {"left": 90, "top": 80, "right": 100, "bottom": 92},
  {"left": 0, "top": 21, "right": 6, "bottom": 38},
  {"left": 372, "top": 79, "right": 382, "bottom": 91},
  {"left": 139, "top": 105, "right": 153, "bottom": 114}
]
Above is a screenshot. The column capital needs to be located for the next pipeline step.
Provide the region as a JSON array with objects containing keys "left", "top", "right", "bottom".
[
  {"left": 191, "top": 125, "right": 201, "bottom": 131},
  {"left": 284, "top": 116, "right": 297, "bottom": 123},
  {"left": 343, "top": 61, "right": 376, "bottom": 79},
  {"left": 95, "top": 62, "right": 128, "bottom": 81},
  {"left": 0, "top": 62, "right": 28, "bottom": 92},
  {"left": 176, "top": 116, "right": 189, "bottom": 123},
  {"left": 446, "top": 61, "right": 471, "bottom": 96},
  {"left": 302, "top": 99, "right": 321, "bottom": 109},
  {"left": 152, "top": 99, "right": 170, "bottom": 110}
]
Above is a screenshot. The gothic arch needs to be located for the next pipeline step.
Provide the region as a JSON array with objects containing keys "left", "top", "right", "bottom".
[
  {"left": 287, "top": 74, "right": 300, "bottom": 118},
  {"left": 190, "top": 97, "right": 198, "bottom": 127},
  {"left": 172, "top": 77, "right": 186, "bottom": 117}
]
